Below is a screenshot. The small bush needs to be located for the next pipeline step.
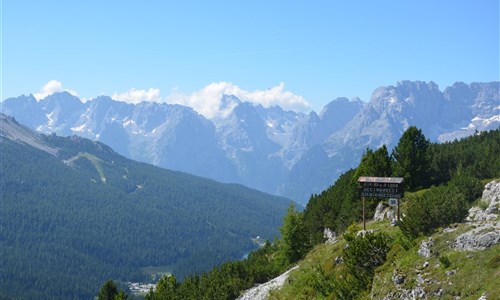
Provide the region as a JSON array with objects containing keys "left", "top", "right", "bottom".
[
  {"left": 343, "top": 223, "right": 362, "bottom": 243},
  {"left": 449, "top": 172, "right": 483, "bottom": 203},
  {"left": 400, "top": 185, "right": 467, "bottom": 239},
  {"left": 439, "top": 255, "right": 451, "bottom": 269},
  {"left": 339, "top": 232, "right": 391, "bottom": 298}
]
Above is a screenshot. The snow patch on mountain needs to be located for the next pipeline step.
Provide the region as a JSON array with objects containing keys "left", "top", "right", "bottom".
[
  {"left": 0, "top": 113, "right": 58, "bottom": 156},
  {"left": 71, "top": 124, "right": 86, "bottom": 132}
]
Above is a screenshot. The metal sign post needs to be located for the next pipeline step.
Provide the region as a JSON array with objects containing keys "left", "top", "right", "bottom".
[{"left": 358, "top": 177, "right": 404, "bottom": 225}]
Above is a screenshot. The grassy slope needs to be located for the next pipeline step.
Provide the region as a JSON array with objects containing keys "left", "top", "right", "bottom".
[
  {"left": 371, "top": 223, "right": 500, "bottom": 299},
  {"left": 268, "top": 201, "right": 500, "bottom": 299}
]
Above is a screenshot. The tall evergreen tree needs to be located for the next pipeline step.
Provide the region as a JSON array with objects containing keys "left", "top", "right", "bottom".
[
  {"left": 155, "top": 275, "right": 179, "bottom": 300},
  {"left": 391, "top": 126, "right": 430, "bottom": 191},
  {"left": 278, "top": 203, "right": 310, "bottom": 266},
  {"left": 355, "top": 145, "right": 392, "bottom": 178},
  {"left": 97, "top": 280, "right": 118, "bottom": 300}
]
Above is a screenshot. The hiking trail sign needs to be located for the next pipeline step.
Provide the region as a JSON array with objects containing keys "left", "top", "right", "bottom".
[
  {"left": 357, "top": 177, "right": 404, "bottom": 230},
  {"left": 358, "top": 176, "right": 404, "bottom": 198}
]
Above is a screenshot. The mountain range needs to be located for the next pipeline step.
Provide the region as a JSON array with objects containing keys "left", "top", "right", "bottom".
[{"left": 2, "top": 81, "right": 498, "bottom": 203}]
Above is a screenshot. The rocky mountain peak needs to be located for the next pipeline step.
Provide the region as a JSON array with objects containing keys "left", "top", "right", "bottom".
[
  {"left": 371, "top": 81, "right": 442, "bottom": 106},
  {"left": 0, "top": 113, "right": 58, "bottom": 156},
  {"left": 2, "top": 81, "right": 498, "bottom": 203},
  {"left": 319, "top": 97, "right": 363, "bottom": 134},
  {"left": 40, "top": 91, "right": 83, "bottom": 112}
]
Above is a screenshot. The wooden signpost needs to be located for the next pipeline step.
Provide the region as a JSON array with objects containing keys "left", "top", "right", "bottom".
[{"left": 358, "top": 176, "right": 404, "bottom": 230}]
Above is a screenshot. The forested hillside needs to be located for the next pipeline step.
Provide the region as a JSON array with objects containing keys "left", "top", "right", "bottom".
[
  {"left": 138, "top": 127, "right": 499, "bottom": 300},
  {"left": 0, "top": 114, "right": 292, "bottom": 299},
  {"left": 303, "top": 127, "right": 500, "bottom": 242}
]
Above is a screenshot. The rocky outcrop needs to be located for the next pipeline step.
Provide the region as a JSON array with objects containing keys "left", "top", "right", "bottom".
[
  {"left": 323, "top": 228, "right": 338, "bottom": 244},
  {"left": 466, "top": 207, "right": 497, "bottom": 222},
  {"left": 456, "top": 181, "right": 500, "bottom": 251},
  {"left": 373, "top": 201, "right": 396, "bottom": 222},
  {"left": 482, "top": 181, "right": 500, "bottom": 214},
  {"left": 237, "top": 266, "right": 299, "bottom": 300},
  {"left": 391, "top": 270, "right": 406, "bottom": 285},
  {"left": 383, "top": 287, "right": 427, "bottom": 300},
  {"left": 452, "top": 222, "right": 500, "bottom": 251},
  {"left": 467, "top": 181, "right": 500, "bottom": 222},
  {"left": 417, "top": 238, "right": 434, "bottom": 258}
]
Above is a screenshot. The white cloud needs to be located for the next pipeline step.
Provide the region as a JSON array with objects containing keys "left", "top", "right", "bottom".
[
  {"left": 239, "top": 82, "right": 312, "bottom": 111},
  {"left": 167, "top": 82, "right": 312, "bottom": 119},
  {"left": 33, "top": 81, "right": 311, "bottom": 119},
  {"left": 33, "top": 80, "right": 79, "bottom": 100},
  {"left": 112, "top": 88, "right": 161, "bottom": 104}
]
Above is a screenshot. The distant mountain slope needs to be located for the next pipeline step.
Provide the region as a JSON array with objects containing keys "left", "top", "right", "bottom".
[
  {"left": 0, "top": 113, "right": 292, "bottom": 299},
  {"left": 324, "top": 81, "right": 500, "bottom": 153},
  {"left": 283, "top": 81, "right": 499, "bottom": 201},
  {"left": 2, "top": 81, "right": 498, "bottom": 203}
]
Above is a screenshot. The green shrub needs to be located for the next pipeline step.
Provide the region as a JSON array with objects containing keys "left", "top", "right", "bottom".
[
  {"left": 343, "top": 223, "right": 362, "bottom": 243},
  {"left": 449, "top": 171, "right": 483, "bottom": 203},
  {"left": 400, "top": 185, "right": 467, "bottom": 239},
  {"left": 309, "top": 264, "right": 335, "bottom": 297},
  {"left": 439, "top": 255, "right": 451, "bottom": 269},
  {"left": 337, "top": 231, "right": 391, "bottom": 298}
]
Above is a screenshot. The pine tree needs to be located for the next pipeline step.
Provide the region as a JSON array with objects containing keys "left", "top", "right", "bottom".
[
  {"left": 97, "top": 280, "right": 118, "bottom": 300},
  {"left": 391, "top": 126, "right": 430, "bottom": 191},
  {"left": 278, "top": 203, "right": 310, "bottom": 266},
  {"left": 153, "top": 275, "right": 179, "bottom": 300},
  {"left": 355, "top": 145, "right": 392, "bottom": 178}
]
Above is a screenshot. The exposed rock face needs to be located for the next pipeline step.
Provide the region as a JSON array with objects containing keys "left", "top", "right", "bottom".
[
  {"left": 0, "top": 113, "right": 58, "bottom": 156},
  {"left": 418, "top": 238, "right": 434, "bottom": 258},
  {"left": 236, "top": 266, "right": 299, "bottom": 300},
  {"left": 323, "top": 228, "right": 337, "bottom": 244},
  {"left": 482, "top": 181, "right": 500, "bottom": 214},
  {"left": 383, "top": 287, "right": 427, "bottom": 300},
  {"left": 466, "top": 207, "right": 497, "bottom": 222},
  {"left": 455, "top": 180, "right": 500, "bottom": 251},
  {"left": 373, "top": 201, "right": 397, "bottom": 222},
  {"left": 391, "top": 270, "right": 406, "bottom": 285},
  {"left": 374, "top": 202, "right": 389, "bottom": 221},
  {"left": 452, "top": 222, "right": 500, "bottom": 251},
  {"left": 466, "top": 181, "right": 499, "bottom": 221}
]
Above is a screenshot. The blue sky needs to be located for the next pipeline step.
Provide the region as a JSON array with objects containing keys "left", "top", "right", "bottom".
[{"left": 2, "top": 0, "right": 499, "bottom": 114}]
